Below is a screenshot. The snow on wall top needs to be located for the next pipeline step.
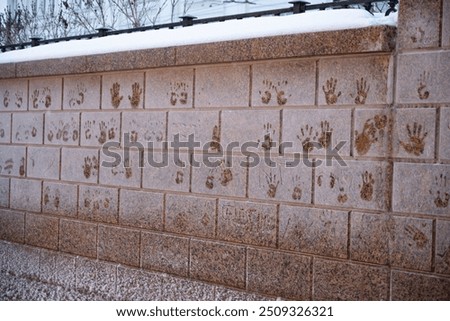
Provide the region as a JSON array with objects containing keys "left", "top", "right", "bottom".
[{"left": 0, "top": 9, "right": 397, "bottom": 64}]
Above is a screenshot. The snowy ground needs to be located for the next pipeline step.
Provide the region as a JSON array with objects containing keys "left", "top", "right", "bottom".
[{"left": 0, "top": 7, "right": 397, "bottom": 64}]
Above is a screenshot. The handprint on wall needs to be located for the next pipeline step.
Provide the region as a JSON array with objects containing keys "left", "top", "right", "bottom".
[
  {"left": 399, "top": 122, "right": 428, "bottom": 156},
  {"left": 322, "top": 77, "right": 341, "bottom": 105}
]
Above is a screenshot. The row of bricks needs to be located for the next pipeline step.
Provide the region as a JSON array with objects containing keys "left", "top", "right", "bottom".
[
  {"left": 0, "top": 189, "right": 449, "bottom": 275},
  {"left": 1, "top": 218, "right": 450, "bottom": 301},
  {"left": 0, "top": 106, "right": 449, "bottom": 160}
]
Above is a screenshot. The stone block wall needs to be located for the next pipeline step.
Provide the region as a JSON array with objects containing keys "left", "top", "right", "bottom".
[{"left": 0, "top": 1, "right": 449, "bottom": 300}]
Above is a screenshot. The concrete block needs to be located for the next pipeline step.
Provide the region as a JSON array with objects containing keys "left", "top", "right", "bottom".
[
  {"left": 393, "top": 108, "right": 435, "bottom": 159},
  {"left": 314, "top": 160, "right": 389, "bottom": 211},
  {"left": 59, "top": 219, "right": 97, "bottom": 258},
  {"left": 10, "top": 178, "right": 41, "bottom": 212},
  {"left": 436, "top": 219, "right": 450, "bottom": 275},
  {"left": 44, "top": 112, "right": 80, "bottom": 146},
  {"left": 63, "top": 74, "right": 101, "bottom": 110},
  {"left": 195, "top": 64, "right": 250, "bottom": 108},
  {"left": 247, "top": 248, "right": 312, "bottom": 300},
  {"left": 391, "top": 271, "right": 450, "bottom": 300},
  {"left": 119, "top": 189, "right": 163, "bottom": 230},
  {"left": 393, "top": 163, "right": 450, "bottom": 216},
  {"left": 142, "top": 151, "right": 190, "bottom": 192},
  {"left": 0, "top": 209, "right": 25, "bottom": 243},
  {"left": 79, "top": 185, "right": 119, "bottom": 224},
  {"left": 318, "top": 55, "right": 392, "bottom": 106},
  {"left": 0, "top": 145, "right": 25, "bottom": 177},
  {"left": 12, "top": 112, "right": 43, "bottom": 144},
  {"left": 190, "top": 239, "right": 246, "bottom": 288},
  {"left": 217, "top": 200, "right": 277, "bottom": 247},
  {"left": 27, "top": 146, "right": 60, "bottom": 179},
  {"left": 102, "top": 72, "right": 144, "bottom": 109},
  {"left": 165, "top": 194, "right": 216, "bottom": 238},
  {"left": 314, "top": 258, "right": 389, "bottom": 300},
  {"left": 25, "top": 213, "right": 59, "bottom": 250},
  {"left": 191, "top": 155, "right": 247, "bottom": 197},
  {"left": 99, "top": 149, "right": 141, "bottom": 188},
  {"left": 279, "top": 205, "right": 348, "bottom": 258},
  {"left": 0, "top": 113, "right": 11, "bottom": 143},
  {"left": 121, "top": 111, "right": 166, "bottom": 149},
  {"left": 42, "top": 182, "right": 78, "bottom": 217},
  {"left": 440, "top": 107, "right": 450, "bottom": 160},
  {"left": 251, "top": 59, "right": 315, "bottom": 107},
  {"left": 397, "top": 0, "right": 441, "bottom": 49},
  {"left": 0, "top": 79, "right": 27, "bottom": 111},
  {"left": 81, "top": 112, "right": 120, "bottom": 146},
  {"left": 146, "top": 67, "right": 194, "bottom": 108},
  {"left": 0, "top": 177, "right": 9, "bottom": 207},
  {"left": 29, "top": 77, "right": 62, "bottom": 110},
  {"left": 98, "top": 225, "right": 140, "bottom": 267},
  {"left": 248, "top": 156, "right": 312, "bottom": 203},
  {"left": 390, "top": 216, "right": 433, "bottom": 271},
  {"left": 283, "top": 108, "right": 351, "bottom": 156},
  {"left": 221, "top": 109, "right": 280, "bottom": 152},
  {"left": 61, "top": 147, "right": 99, "bottom": 183},
  {"left": 141, "top": 232, "right": 189, "bottom": 277},
  {"left": 353, "top": 109, "right": 391, "bottom": 157},
  {"left": 168, "top": 110, "right": 219, "bottom": 151},
  {"left": 397, "top": 51, "right": 450, "bottom": 104},
  {"left": 350, "top": 212, "right": 390, "bottom": 265}
]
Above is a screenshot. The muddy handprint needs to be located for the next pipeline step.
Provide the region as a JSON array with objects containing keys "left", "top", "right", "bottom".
[
  {"left": 417, "top": 71, "right": 430, "bottom": 100},
  {"left": 322, "top": 77, "right": 341, "bottom": 105},
  {"left": 128, "top": 82, "right": 142, "bottom": 108},
  {"left": 399, "top": 122, "right": 428, "bottom": 156},
  {"left": 353, "top": 77, "right": 370, "bottom": 105},
  {"left": 110, "top": 82, "right": 123, "bottom": 108},
  {"left": 360, "top": 171, "right": 375, "bottom": 201}
]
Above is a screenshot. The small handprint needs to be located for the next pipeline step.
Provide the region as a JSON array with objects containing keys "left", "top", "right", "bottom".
[
  {"left": 322, "top": 77, "right": 341, "bottom": 105},
  {"left": 98, "top": 121, "right": 108, "bottom": 144},
  {"left": 169, "top": 82, "right": 189, "bottom": 106},
  {"left": 291, "top": 175, "right": 302, "bottom": 201},
  {"left": 175, "top": 171, "right": 184, "bottom": 184},
  {"left": 275, "top": 80, "right": 289, "bottom": 106},
  {"left": 32, "top": 89, "right": 40, "bottom": 109},
  {"left": 83, "top": 156, "right": 98, "bottom": 179},
  {"left": 399, "top": 122, "right": 428, "bottom": 156},
  {"left": 69, "top": 83, "right": 86, "bottom": 107},
  {"left": 417, "top": 71, "right": 430, "bottom": 100},
  {"left": 318, "top": 120, "right": 333, "bottom": 149},
  {"left": 209, "top": 125, "right": 221, "bottom": 152},
  {"left": 3, "top": 90, "right": 9, "bottom": 108},
  {"left": 220, "top": 168, "right": 233, "bottom": 186},
  {"left": 297, "top": 124, "right": 318, "bottom": 153},
  {"left": 353, "top": 77, "right": 370, "bottom": 105},
  {"left": 405, "top": 225, "right": 428, "bottom": 248},
  {"left": 266, "top": 172, "right": 280, "bottom": 198},
  {"left": 110, "top": 82, "right": 123, "bottom": 108},
  {"left": 15, "top": 92, "right": 23, "bottom": 108},
  {"left": 261, "top": 123, "right": 275, "bottom": 151},
  {"left": 259, "top": 79, "right": 273, "bottom": 104},
  {"left": 360, "top": 171, "right": 375, "bottom": 201},
  {"left": 433, "top": 174, "right": 449, "bottom": 208},
  {"left": 205, "top": 174, "right": 214, "bottom": 189},
  {"left": 43, "top": 87, "right": 52, "bottom": 108},
  {"left": 355, "top": 120, "right": 377, "bottom": 156},
  {"left": 128, "top": 82, "right": 142, "bottom": 108}
]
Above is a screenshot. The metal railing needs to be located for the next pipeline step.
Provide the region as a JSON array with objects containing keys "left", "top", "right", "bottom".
[{"left": 0, "top": 0, "right": 398, "bottom": 53}]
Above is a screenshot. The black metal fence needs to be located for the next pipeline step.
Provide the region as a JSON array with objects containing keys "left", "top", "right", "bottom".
[{"left": 0, "top": 0, "right": 398, "bottom": 53}]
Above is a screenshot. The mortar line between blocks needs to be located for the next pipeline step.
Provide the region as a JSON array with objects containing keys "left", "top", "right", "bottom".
[
  {"left": 431, "top": 218, "right": 436, "bottom": 272},
  {"left": 192, "top": 68, "right": 196, "bottom": 108},
  {"left": 248, "top": 65, "right": 253, "bottom": 108},
  {"left": 434, "top": 107, "right": 440, "bottom": 162},
  {"left": 314, "top": 60, "right": 320, "bottom": 106}
]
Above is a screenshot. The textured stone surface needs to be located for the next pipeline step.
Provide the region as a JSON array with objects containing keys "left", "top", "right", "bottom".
[
  {"left": 161, "top": 275, "right": 216, "bottom": 300},
  {"left": 440, "top": 107, "right": 450, "bottom": 160},
  {"left": 279, "top": 205, "right": 348, "bottom": 258},
  {"left": 10, "top": 178, "right": 42, "bottom": 212},
  {"left": 39, "top": 249, "right": 77, "bottom": 289},
  {"left": 0, "top": 79, "right": 27, "bottom": 111},
  {"left": 119, "top": 189, "right": 163, "bottom": 230},
  {"left": 0, "top": 209, "right": 25, "bottom": 243},
  {"left": 247, "top": 248, "right": 312, "bottom": 300},
  {"left": 78, "top": 185, "right": 119, "bottom": 224},
  {"left": 0, "top": 177, "right": 9, "bottom": 208},
  {"left": 0, "top": 113, "right": 11, "bottom": 143},
  {"left": 12, "top": 112, "right": 44, "bottom": 144},
  {"left": 0, "top": 145, "right": 25, "bottom": 177},
  {"left": 61, "top": 147, "right": 99, "bottom": 183},
  {"left": 314, "top": 259, "right": 389, "bottom": 300},
  {"left": 80, "top": 112, "right": 120, "bottom": 146},
  {"left": 141, "top": 232, "right": 189, "bottom": 277},
  {"left": 393, "top": 163, "right": 450, "bottom": 216},
  {"left": 396, "top": 51, "right": 450, "bottom": 104},
  {"left": 215, "top": 288, "right": 274, "bottom": 301},
  {"left": 44, "top": 112, "right": 80, "bottom": 146},
  {"left": 146, "top": 67, "right": 194, "bottom": 108},
  {"left": 5, "top": 243, "right": 40, "bottom": 278},
  {"left": 99, "top": 149, "right": 141, "bottom": 188},
  {"left": 27, "top": 146, "right": 60, "bottom": 179},
  {"left": 221, "top": 109, "right": 280, "bottom": 152},
  {"left": 443, "top": 0, "right": 450, "bottom": 47},
  {"left": 391, "top": 271, "right": 450, "bottom": 300},
  {"left": 248, "top": 156, "right": 312, "bottom": 203},
  {"left": 217, "top": 200, "right": 277, "bottom": 247},
  {"left": 75, "top": 256, "right": 117, "bottom": 298},
  {"left": 116, "top": 266, "right": 163, "bottom": 300},
  {"left": 165, "top": 194, "right": 216, "bottom": 238},
  {"left": 98, "top": 225, "right": 140, "bottom": 267},
  {"left": 195, "top": 64, "right": 250, "bottom": 108},
  {"left": 63, "top": 75, "right": 101, "bottom": 110},
  {"left": 436, "top": 220, "right": 450, "bottom": 275},
  {"left": 251, "top": 59, "right": 315, "bottom": 107},
  {"left": 350, "top": 212, "right": 390, "bottom": 265},
  {"left": 393, "top": 108, "right": 435, "bottom": 159},
  {"left": 25, "top": 213, "right": 59, "bottom": 250},
  {"left": 121, "top": 111, "right": 166, "bottom": 148},
  {"left": 283, "top": 108, "right": 352, "bottom": 156},
  {"left": 29, "top": 77, "right": 62, "bottom": 110},
  {"left": 314, "top": 160, "right": 389, "bottom": 211},
  {"left": 102, "top": 72, "right": 144, "bottom": 109},
  {"left": 318, "top": 55, "right": 392, "bottom": 106},
  {"left": 59, "top": 219, "right": 97, "bottom": 258},
  {"left": 190, "top": 240, "right": 245, "bottom": 288},
  {"left": 42, "top": 182, "right": 78, "bottom": 217},
  {"left": 397, "top": 0, "right": 441, "bottom": 49},
  {"left": 0, "top": 64, "right": 16, "bottom": 80}
]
